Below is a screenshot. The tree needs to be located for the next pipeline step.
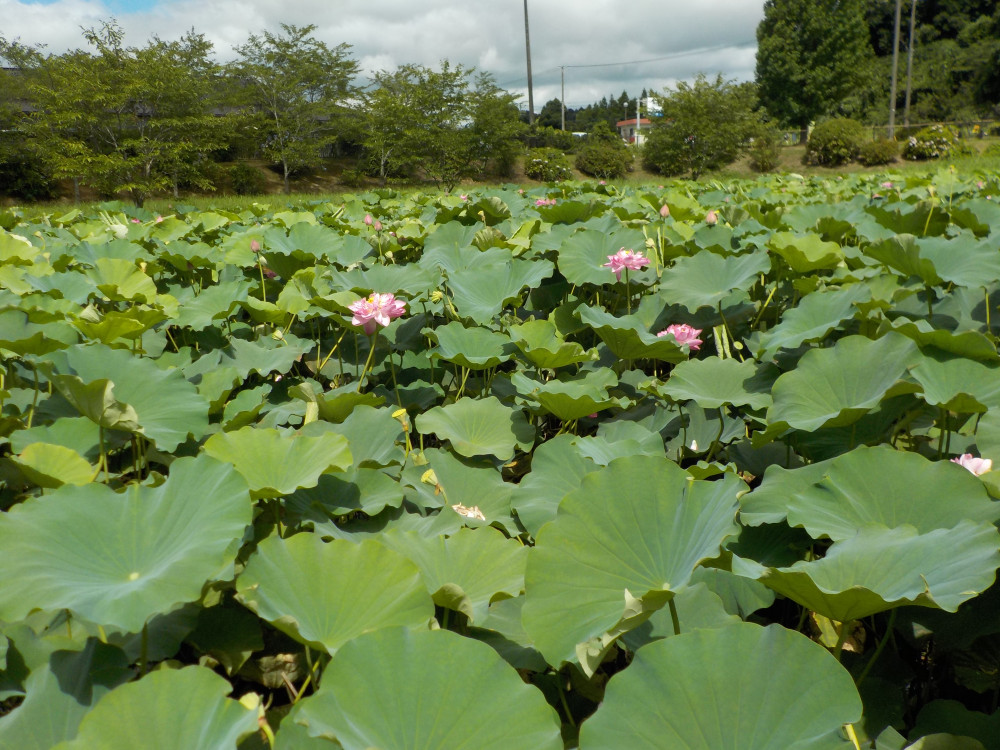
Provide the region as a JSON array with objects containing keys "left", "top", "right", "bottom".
[
  {"left": 642, "top": 75, "right": 761, "bottom": 179},
  {"left": 575, "top": 120, "right": 632, "bottom": 179},
  {"left": 2, "top": 22, "right": 231, "bottom": 207},
  {"left": 466, "top": 73, "right": 526, "bottom": 178},
  {"left": 231, "top": 24, "right": 358, "bottom": 194},
  {"left": 755, "top": 0, "right": 874, "bottom": 137}
]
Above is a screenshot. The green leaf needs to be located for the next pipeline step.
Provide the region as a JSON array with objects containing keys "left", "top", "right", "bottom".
[
  {"left": 291, "top": 628, "right": 563, "bottom": 750},
  {"left": 0, "top": 454, "right": 251, "bottom": 633},
  {"left": 755, "top": 284, "right": 871, "bottom": 359},
  {"left": 578, "top": 623, "right": 862, "bottom": 750},
  {"left": 660, "top": 357, "right": 773, "bottom": 410},
  {"left": 767, "top": 333, "right": 919, "bottom": 432},
  {"left": 379, "top": 527, "right": 527, "bottom": 623},
  {"left": 86, "top": 258, "right": 158, "bottom": 302},
  {"left": 513, "top": 435, "right": 599, "bottom": 536},
  {"left": 447, "top": 259, "right": 554, "bottom": 324},
  {"left": 426, "top": 321, "right": 516, "bottom": 369},
  {"left": 416, "top": 397, "right": 533, "bottom": 461},
  {"left": 556, "top": 228, "right": 649, "bottom": 286},
  {"left": 9, "top": 442, "right": 93, "bottom": 488},
  {"left": 768, "top": 231, "right": 844, "bottom": 272},
  {"left": 508, "top": 318, "right": 598, "bottom": 369},
  {"left": 734, "top": 523, "right": 1000, "bottom": 621},
  {"left": 202, "top": 427, "right": 352, "bottom": 499},
  {"left": 235, "top": 534, "right": 433, "bottom": 654},
  {"left": 54, "top": 666, "right": 258, "bottom": 750},
  {"left": 659, "top": 250, "right": 770, "bottom": 312},
  {"left": 912, "top": 701, "right": 1000, "bottom": 750},
  {"left": 911, "top": 356, "right": 1000, "bottom": 412},
  {"left": 576, "top": 304, "right": 688, "bottom": 362},
  {"left": 512, "top": 368, "right": 620, "bottom": 421},
  {"left": 522, "top": 456, "right": 744, "bottom": 668}
]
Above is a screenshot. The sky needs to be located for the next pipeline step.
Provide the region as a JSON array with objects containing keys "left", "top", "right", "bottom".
[{"left": 2, "top": 0, "right": 764, "bottom": 113}]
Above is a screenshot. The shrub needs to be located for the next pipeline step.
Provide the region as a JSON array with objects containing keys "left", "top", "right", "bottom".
[
  {"left": 339, "top": 168, "right": 366, "bottom": 188},
  {"left": 857, "top": 139, "right": 899, "bottom": 166},
  {"left": 527, "top": 125, "right": 576, "bottom": 152},
  {"left": 0, "top": 151, "right": 57, "bottom": 201},
  {"left": 983, "top": 142, "right": 1000, "bottom": 158},
  {"left": 524, "top": 148, "right": 573, "bottom": 181},
  {"left": 902, "top": 124, "right": 962, "bottom": 161},
  {"left": 747, "top": 126, "right": 782, "bottom": 173},
  {"left": 803, "top": 118, "right": 866, "bottom": 166},
  {"left": 575, "top": 122, "right": 632, "bottom": 179},
  {"left": 229, "top": 163, "right": 267, "bottom": 195}
]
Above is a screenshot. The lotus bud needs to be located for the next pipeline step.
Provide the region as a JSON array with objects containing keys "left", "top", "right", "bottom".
[{"left": 659, "top": 205, "right": 670, "bottom": 218}]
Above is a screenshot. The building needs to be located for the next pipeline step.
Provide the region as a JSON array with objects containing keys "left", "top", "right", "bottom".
[{"left": 616, "top": 117, "right": 652, "bottom": 145}]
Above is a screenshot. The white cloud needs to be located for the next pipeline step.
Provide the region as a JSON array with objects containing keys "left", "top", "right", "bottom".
[{"left": 1, "top": 0, "right": 764, "bottom": 111}]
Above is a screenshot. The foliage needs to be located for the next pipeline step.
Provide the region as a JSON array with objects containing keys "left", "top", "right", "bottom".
[
  {"left": 747, "top": 125, "right": 783, "bottom": 173},
  {"left": 228, "top": 163, "right": 266, "bottom": 196},
  {"left": 804, "top": 118, "right": 868, "bottom": 166},
  {"left": 756, "top": 0, "right": 874, "bottom": 130},
  {"left": 575, "top": 121, "right": 632, "bottom": 179},
  {"left": 527, "top": 125, "right": 576, "bottom": 152},
  {"left": 643, "top": 75, "right": 761, "bottom": 179},
  {"left": 903, "top": 124, "right": 965, "bottom": 161},
  {"left": 230, "top": 24, "right": 359, "bottom": 194},
  {"left": 2, "top": 168, "right": 1000, "bottom": 747},
  {"left": 1, "top": 22, "right": 232, "bottom": 207},
  {"left": 857, "top": 137, "right": 899, "bottom": 166},
  {"left": 524, "top": 147, "right": 573, "bottom": 181}
]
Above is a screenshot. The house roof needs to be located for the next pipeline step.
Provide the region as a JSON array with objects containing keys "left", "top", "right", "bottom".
[{"left": 615, "top": 118, "right": 652, "bottom": 128}]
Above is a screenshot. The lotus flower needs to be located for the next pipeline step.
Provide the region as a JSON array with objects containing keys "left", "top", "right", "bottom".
[
  {"left": 660, "top": 204, "right": 670, "bottom": 218},
  {"left": 535, "top": 197, "right": 557, "bottom": 207},
  {"left": 364, "top": 214, "right": 373, "bottom": 226},
  {"left": 881, "top": 181, "right": 893, "bottom": 189},
  {"left": 951, "top": 453, "right": 992, "bottom": 476},
  {"left": 374, "top": 220, "right": 382, "bottom": 232},
  {"left": 349, "top": 292, "right": 406, "bottom": 335},
  {"left": 704, "top": 210, "right": 718, "bottom": 225},
  {"left": 658, "top": 324, "right": 703, "bottom": 351},
  {"left": 602, "top": 248, "right": 649, "bottom": 281},
  {"left": 250, "top": 239, "right": 261, "bottom": 253}
]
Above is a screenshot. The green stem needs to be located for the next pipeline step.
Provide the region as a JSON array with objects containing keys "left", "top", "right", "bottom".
[
  {"left": 139, "top": 622, "right": 149, "bottom": 675},
  {"left": 624, "top": 269, "right": 631, "bottom": 315},
  {"left": 257, "top": 258, "right": 268, "bottom": 303},
  {"left": 856, "top": 609, "right": 897, "bottom": 688},
  {"left": 557, "top": 674, "right": 576, "bottom": 728},
  {"left": 356, "top": 334, "right": 378, "bottom": 392},
  {"left": 668, "top": 598, "right": 681, "bottom": 636},
  {"left": 832, "top": 621, "right": 850, "bottom": 662}
]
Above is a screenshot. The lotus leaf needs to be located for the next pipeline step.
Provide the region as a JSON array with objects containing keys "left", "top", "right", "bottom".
[
  {"left": 658, "top": 249, "right": 770, "bottom": 311},
  {"left": 660, "top": 356, "right": 773, "bottom": 409},
  {"left": 236, "top": 533, "right": 433, "bottom": 653},
  {"left": 426, "top": 321, "right": 516, "bottom": 369},
  {"left": 416, "top": 396, "right": 533, "bottom": 460}
]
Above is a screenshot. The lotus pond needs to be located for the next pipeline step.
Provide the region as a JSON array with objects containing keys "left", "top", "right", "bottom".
[{"left": 2, "top": 170, "right": 1000, "bottom": 749}]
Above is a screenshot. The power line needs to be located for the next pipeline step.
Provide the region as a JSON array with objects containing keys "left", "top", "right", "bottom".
[{"left": 562, "top": 41, "right": 756, "bottom": 70}]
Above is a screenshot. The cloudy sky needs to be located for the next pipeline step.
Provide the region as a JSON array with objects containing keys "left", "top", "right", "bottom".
[{"left": 2, "top": 0, "right": 763, "bottom": 112}]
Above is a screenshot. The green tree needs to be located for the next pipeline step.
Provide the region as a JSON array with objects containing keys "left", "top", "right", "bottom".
[
  {"left": 231, "top": 24, "right": 358, "bottom": 194},
  {"left": 575, "top": 120, "right": 632, "bottom": 179},
  {"left": 466, "top": 73, "right": 526, "bottom": 179},
  {"left": 755, "top": 0, "right": 874, "bottom": 137},
  {"left": 1, "top": 22, "right": 231, "bottom": 207},
  {"left": 643, "top": 75, "right": 761, "bottom": 179}
]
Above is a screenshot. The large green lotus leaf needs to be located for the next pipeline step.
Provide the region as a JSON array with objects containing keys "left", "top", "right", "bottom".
[
  {"left": 72, "top": 309, "right": 161, "bottom": 344},
  {"left": 0, "top": 310, "right": 78, "bottom": 355},
  {"left": 284, "top": 468, "right": 405, "bottom": 531},
  {"left": 556, "top": 227, "right": 650, "bottom": 286},
  {"left": 420, "top": 448, "right": 517, "bottom": 531},
  {"left": 754, "top": 284, "right": 871, "bottom": 359},
  {"left": 9, "top": 416, "right": 102, "bottom": 460},
  {"left": 235, "top": 534, "right": 433, "bottom": 654},
  {"left": 291, "top": 628, "right": 563, "bottom": 750},
  {"left": 9, "top": 442, "right": 93, "bottom": 488},
  {"left": 0, "top": 454, "right": 250, "bottom": 633},
  {"left": 658, "top": 249, "right": 770, "bottom": 312},
  {"left": 447, "top": 259, "right": 554, "bottom": 324},
  {"left": 866, "top": 234, "right": 941, "bottom": 286},
  {"left": 689, "top": 567, "right": 776, "bottom": 618},
  {"left": 911, "top": 701, "right": 1000, "bottom": 750},
  {"left": 85, "top": 258, "right": 158, "bottom": 303},
  {"left": 49, "top": 375, "right": 140, "bottom": 432},
  {"left": 767, "top": 333, "right": 919, "bottom": 432},
  {"left": 0, "top": 639, "right": 131, "bottom": 750},
  {"left": 881, "top": 316, "right": 999, "bottom": 363},
  {"left": 660, "top": 357, "right": 773, "bottom": 410},
  {"left": 620, "top": 582, "right": 741, "bottom": 651},
  {"left": 508, "top": 318, "right": 598, "bottom": 369},
  {"left": 173, "top": 280, "right": 251, "bottom": 331},
  {"left": 576, "top": 304, "right": 688, "bottom": 362},
  {"left": 378, "top": 527, "right": 527, "bottom": 623},
  {"left": 418, "top": 222, "right": 485, "bottom": 271},
  {"left": 910, "top": 356, "right": 1000, "bottom": 412},
  {"left": 734, "top": 523, "right": 1000, "bottom": 622},
  {"left": 416, "top": 396, "right": 533, "bottom": 461},
  {"left": 578, "top": 622, "right": 862, "bottom": 750},
  {"left": 426, "top": 321, "right": 516, "bottom": 369},
  {"left": 48, "top": 344, "right": 209, "bottom": 451},
  {"left": 186, "top": 334, "right": 312, "bottom": 381},
  {"left": 310, "top": 404, "right": 403, "bottom": 468},
  {"left": 740, "top": 456, "right": 840, "bottom": 526},
  {"left": 512, "top": 368, "right": 620, "bottom": 421},
  {"left": 522, "top": 456, "right": 744, "bottom": 668},
  {"left": 203, "top": 427, "right": 351, "bottom": 499},
  {"left": 53, "top": 666, "right": 258, "bottom": 750},
  {"left": 780, "top": 445, "right": 1000, "bottom": 541},
  {"left": 915, "top": 234, "right": 1000, "bottom": 288},
  {"left": 513, "top": 435, "right": 599, "bottom": 536},
  {"left": 768, "top": 231, "right": 845, "bottom": 272}
]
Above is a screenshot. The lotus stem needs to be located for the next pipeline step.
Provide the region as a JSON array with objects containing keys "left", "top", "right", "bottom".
[
  {"left": 668, "top": 597, "right": 681, "bottom": 636},
  {"left": 356, "top": 334, "right": 378, "bottom": 393},
  {"left": 856, "top": 608, "right": 897, "bottom": 688}
]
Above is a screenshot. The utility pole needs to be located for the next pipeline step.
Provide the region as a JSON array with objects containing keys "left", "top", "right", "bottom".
[
  {"left": 635, "top": 97, "right": 640, "bottom": 145},
  {"left": 903, "top": 0, "right": 917, "bottom": 127},
  {"left": 887, "top": 0, "right": 902, "bottom": 138},
  {"left": 560, "top": 66, "right": 565, "bottom": 130},
  {"left": 523, "top": 0, "right": 534, "bottom": 125}
]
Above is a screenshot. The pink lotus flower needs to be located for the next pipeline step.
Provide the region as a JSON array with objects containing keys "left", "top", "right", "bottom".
[
  {"left": 374, "top": 220, "right": 382, "bottom": 232},
  {"left": 535, "top": 197, "right": 557, "bottom": 207},
  {"left": 250, "top": 239, "right": 261, "bottom": 253},
  {"left": 602, "top": 248, "right": 650, "bottom": 281},
  {"left": 349, "top": 292, "right": 407, "bottom": 335},
  {"left": 660, "top": 205, "right": 670, "bottom": 218},
  {"left": 155, "top": 215, "right": 163, "bottom": 223},
  {"left": 364, "top": 214, "right": 373, "bottom": 226},
  {"left": 704, "top": 210, "right": 718, "bottom": 225},
  {"left": 657, "top": 324, "right": 703, "bottom": 351},
  {"left": 460, "top": 194, "right": 469, "bottom": 201},
  {"left": 977, "top": 181, "right": 985, "bottom": 189},
  {"left": 951, "top": 453, "right": 993, "bottom": 476},
  {"left": 881, "top": 181, "right": 893, "bottom": 189},
  {"left": 130, "top": 218, "right": 141, "bottom": 224}
]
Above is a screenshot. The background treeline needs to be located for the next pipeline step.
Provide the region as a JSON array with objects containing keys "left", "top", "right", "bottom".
[{"left": 0, "top": 22, "right": 526, "bottom": 205}]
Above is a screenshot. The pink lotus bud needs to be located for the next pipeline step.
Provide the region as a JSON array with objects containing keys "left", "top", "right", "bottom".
[
  {"left": 250, "top": 239, "right": 261, "bottom": 253},
  {"left": 155, "top": 215, "right": 163, "bottom": 223},
  {"left": 374, "top": 220, "right": 382, "bottom": 232},
  {"left": 460, "top": 194, "right": 468, "bottom": 201},
  {"left": 705, "top": 210, "right": 718, "bottom": 225},
  {"left": 659, "top": 205, "right": 670, "bottom": 218},
  {"left": 364, "top": 214, "right": 373, "bottom": 226},
  {"left": 130, "top": 218, "right": 140, "bottom": 224}
]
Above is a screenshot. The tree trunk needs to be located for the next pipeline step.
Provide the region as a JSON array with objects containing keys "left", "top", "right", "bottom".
[{"left": 283, "top": 161, "right": 291, "bottom": 194}]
